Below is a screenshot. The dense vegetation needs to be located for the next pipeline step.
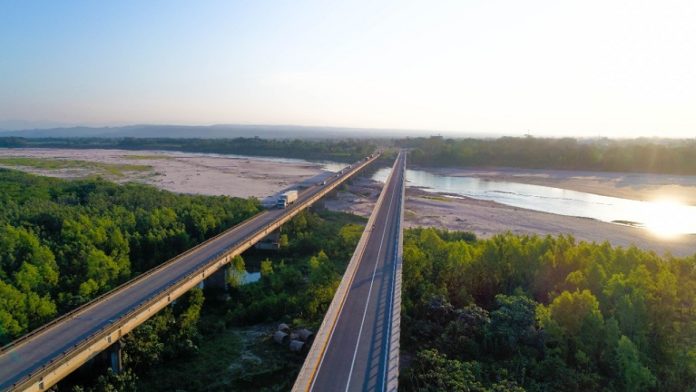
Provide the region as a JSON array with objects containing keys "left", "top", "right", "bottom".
[
  {"left": 0, "top": 169, "right": 259, "bottom": 344},
  {"left": 397, "top": 136, "right": 696, "bottom": 175},
  {"left": 224, "top": 210, "right": 364, "bottom": 328},
  {"left": 0, "top": 137, "right": 377, "bottom": 163},
  {"left": 70, "top": 209, "right": 365, "bottom": 391},
  {"left": 400, "top": 228, "right": 696, "bottom": 391},
  {"left": 6, "top": 160, "right": 695, "bottom": 391},
  {"left": 0, "top": 164, "right": 368, "bottom": 391}
]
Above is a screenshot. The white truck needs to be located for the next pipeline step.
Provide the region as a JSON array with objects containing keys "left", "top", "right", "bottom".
[{"left": 276, "top": 190, "right": 298, "bottom": 209}]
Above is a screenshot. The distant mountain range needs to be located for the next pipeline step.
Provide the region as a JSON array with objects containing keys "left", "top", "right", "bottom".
[{"left": 0, "top": 124, "right": 440, "bottom": 139}]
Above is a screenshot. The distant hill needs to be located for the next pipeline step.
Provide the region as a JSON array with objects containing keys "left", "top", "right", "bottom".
[
  {"left": 0, "top": 119, "right": 73, "bottom": 131},
  {"left": 0, "top": 124, "right": 419, "bottom": 139}
]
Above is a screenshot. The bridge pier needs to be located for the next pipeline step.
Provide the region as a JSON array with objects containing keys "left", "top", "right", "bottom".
[
  {"left": 255, "top": 227, "right": 282, "bottom": 250},
  {"left": 103, "top": 340, "right": 124, "bottom": 373},
  {"left": 204, "top": 266, "right": 228, "bottom": 290},
  {"left": 201, "top": 266, "right": 230, "bottom": 300},
  {"left": 197, "top": 266, "right": 228, "bottom": 291}
]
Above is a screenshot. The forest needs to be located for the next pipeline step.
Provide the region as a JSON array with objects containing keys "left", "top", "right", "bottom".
[
  {"left": 64, "top": 209, "right": 364, "bottom": 391},
  {"left": 0, "top": 164, "right": 368, "bottom": 390},
  {"left": 400, "top": 228, "right": 696, "bottom": 391},
  {"left": 0, "top": 166, "right": 366, "bottom": 390},
  {"left": 0, "top": 169, "right": 259, "bottom": 344},
  {"left": 4, "top": 164, "right": 696, "bottom": 391},
  {"left": 397, "top": 136, "right": 696, "bottom": 175},
  {"left": 0, "top": 137, "right": 377, "bottom": 163}
]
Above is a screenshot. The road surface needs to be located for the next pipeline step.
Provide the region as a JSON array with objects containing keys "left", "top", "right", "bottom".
[{"left": 310, "top": 151, "right": 405, "bottom": 392}]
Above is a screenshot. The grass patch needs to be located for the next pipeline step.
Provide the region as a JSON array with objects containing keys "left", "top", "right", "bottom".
[
  {"left": 122, "top": 154, "right": 173, "bottom": 160},
  {"left": 0, "top": 157, "right": 151, "bottom": 177},
  {"left": 421, "top": 194, "right": 450, "bottom": 202}
]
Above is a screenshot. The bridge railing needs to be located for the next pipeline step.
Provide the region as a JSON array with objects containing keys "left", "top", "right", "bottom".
[
  {"left": 292, "top": 151, "right": 399, "bottom": 392},
  {"left": 385, "top": 152, "right": 405, "bottom": 391}
]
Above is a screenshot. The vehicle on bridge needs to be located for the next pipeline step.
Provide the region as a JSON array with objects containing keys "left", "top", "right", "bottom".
[{"left": 277, "top": 189, "right": 299, "bottom": 208}]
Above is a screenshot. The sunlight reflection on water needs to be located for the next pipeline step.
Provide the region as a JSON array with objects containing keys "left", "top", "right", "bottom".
[{"left": 372, "top": 168, "right": 696, "bottom": 236}]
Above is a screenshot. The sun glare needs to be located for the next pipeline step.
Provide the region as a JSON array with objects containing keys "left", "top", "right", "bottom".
[{"left": 643, "top": 198, "right": 690, "bottom": 239}]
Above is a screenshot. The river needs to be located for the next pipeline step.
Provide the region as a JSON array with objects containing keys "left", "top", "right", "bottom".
[{"left": 371, "top": 167, "right": 696, "bottom": 237}]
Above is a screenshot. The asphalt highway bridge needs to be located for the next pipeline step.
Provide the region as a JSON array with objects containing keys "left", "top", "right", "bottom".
[
  {"left": 0, "top": 153, "right": 383, "bottom": 392},
  {"left": 294, "top": 151, "right": 406, "bottom": 392}
]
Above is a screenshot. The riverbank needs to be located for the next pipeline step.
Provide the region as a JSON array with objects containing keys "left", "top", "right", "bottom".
[
  {"left": 325, "top": 178, "right": 696, "bottom": 257},
  {"left": 0, "top": 148, "right": 327, "bottom": 199},
  {"left": 2, "top": 147, "right": 692, "bottom": 256},
  {"left": 406, "top": 188, "right": 696, "bottom": 257},
  {"left": 426, "top": 166, "right": 696, "bottom": 206}
]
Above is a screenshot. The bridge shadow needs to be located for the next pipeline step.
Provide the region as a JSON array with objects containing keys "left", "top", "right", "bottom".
[{"left": 361, "top": 261, "right": 392, "bottom": 391}]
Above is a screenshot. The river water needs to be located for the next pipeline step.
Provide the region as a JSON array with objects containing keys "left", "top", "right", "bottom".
[
  {"left": 152, "top": 151, "right": 696, "bottom": 236},
  {"left": 372, "top": 167, "right": 696, "bottom": 236}
]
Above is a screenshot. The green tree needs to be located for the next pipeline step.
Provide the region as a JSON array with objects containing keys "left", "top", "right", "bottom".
[
  {"left": 227, "top": 255, "right": 246, "bottom": 288},
  {"left": 279, "top": 233, "right": 289, "bottom": 248},
  {"left": 260, "top": 259, "right": 274, "bottom": 277},
  {"left": 487, "top": 294, "right": 538, "bottom": 356},
  {"left": 0, "top": 280, "right": 56, "bottom": 343},
  {"left": 407, "top": 349, "right": 486, "bottom": 392},
  {"left": 0, "top": 225, "right": 58, "bottom": 294},
  {"left": 406, "top": 349, "right": 524, "bottom": 392},
  {"left": 617, "top": 335, "right": 656, "bottom": 391}
]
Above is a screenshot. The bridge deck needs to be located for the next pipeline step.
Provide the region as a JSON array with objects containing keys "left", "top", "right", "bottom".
[
  {"left": 0, "top": 153, "right": 379, "bottom": 392},
  {"left": 298, "top": 151, "right": 405, "bottom": 392}
]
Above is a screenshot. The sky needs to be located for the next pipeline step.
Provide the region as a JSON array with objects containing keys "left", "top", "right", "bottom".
[{"left": 1, "top": 0, "right": 695, "bottom": 137}]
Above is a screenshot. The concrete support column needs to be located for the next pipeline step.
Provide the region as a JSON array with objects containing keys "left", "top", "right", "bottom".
[
  {"left": 106, "top": 340, "right": 124, "bottom": 373},
  {"left": 255, "top": 227, "right": 282, "bottom": 250},
  {"left": 204, "top": 266, "right": 228, "bottom": 291}
]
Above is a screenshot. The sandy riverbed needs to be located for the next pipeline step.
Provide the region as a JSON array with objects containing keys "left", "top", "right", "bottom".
[
  {"left": 1, "top": 148, "right": 693, "bottom": 256},
  {"left": 0, "top": 148, "right": 330, "bottom": 200},
  {"left": 324, "top": 177, "right": 696, "bottom": 257}
]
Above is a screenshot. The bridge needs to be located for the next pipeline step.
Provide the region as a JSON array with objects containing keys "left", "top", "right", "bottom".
[
  {"left": 294, "top": 151, "right": 406, "bottom": 392},
  {"left": 0, "top": 153, "right": 381, "bottom": 392}
]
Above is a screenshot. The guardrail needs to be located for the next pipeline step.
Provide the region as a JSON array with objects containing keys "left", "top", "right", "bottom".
[
  {"left": 292, "top": 152, "right": 400, "bottom": 392},
  {"left": 385, "top": 152, "right": 405, "bottom": 391},
  {"left": 1, "top": 153, "right": 380, "bottom": 392}
]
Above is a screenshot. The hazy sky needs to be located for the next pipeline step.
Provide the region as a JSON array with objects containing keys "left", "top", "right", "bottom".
[{"left": 1, "top": 0, "right": 695, "bottom": 137}]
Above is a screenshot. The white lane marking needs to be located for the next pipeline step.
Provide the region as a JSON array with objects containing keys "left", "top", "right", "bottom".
[
  {"left": 344, "top": 157, "right": 399, "bottom": 392},
  {"left": 309, "top": 166, "right": 388, "bottom": 392}
]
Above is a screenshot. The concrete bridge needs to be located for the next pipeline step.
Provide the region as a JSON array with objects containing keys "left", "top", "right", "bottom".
[
  {"left": 294, "top": 151, "right": 406, "bottom": 392},
  {"left": 0, "top": 153, "right": 380, "bottom": 392}
]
